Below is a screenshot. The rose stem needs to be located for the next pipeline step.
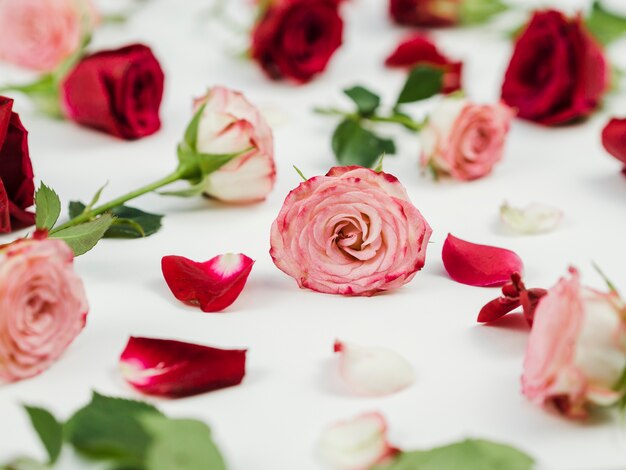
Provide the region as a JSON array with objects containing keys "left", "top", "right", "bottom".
[{"left": 314, "top": 107, "right": 424, "bottom": 132}]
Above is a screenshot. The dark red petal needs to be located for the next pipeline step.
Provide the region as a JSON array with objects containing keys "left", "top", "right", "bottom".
[
  {"left": 602, "top": 117, "right": 626, "bottom": 166},
  {"left": 442, "top": 234, "right": 524, "bottom": 287},
  {"left": 520, "top": 288, "right": 548, "bottom": 326},
  {"left": 477, "top": 297, "right": 522, "bottom": 323},
  {"left": 0, "top": 179, "right": 10, "bottom": 233},
  {"left": 119, "top": 337, "right": 247, "bottom": 398},
  {"left": 161, "top": 253, "right": 254, "bottom": 312}
]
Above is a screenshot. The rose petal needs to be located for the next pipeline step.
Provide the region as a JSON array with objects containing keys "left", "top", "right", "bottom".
[
  {"left": 161, "top": 253, "right": 254, "bottom": 312},
  {"left": 119, "top": 337, "right": 246, "bottom": 398},
  {"left": 334, "top": 340, "right": 414, "bottom": 396},
  {"left": 442, "top": 234, "right": 524, "bottom": 287},
  {"left": 601, "top": 117, "right": 626, "bottom": 168},
  {"left": 500, "top": 202, "right": 562, "bottom": 234},
  {"left": 477, "top": 297, "right": 522, "bottom": 323},
  {"left": 318, "top": 412, "right": 397, "bottom": 470}
]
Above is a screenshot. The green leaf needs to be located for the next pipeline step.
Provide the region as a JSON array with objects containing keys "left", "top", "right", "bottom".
[
  {"left": 23, "top": 406, "right": 63, "bottom": 464},
  {"left": 107, "top": 206, "right": 163, "bottom": 238},
  {"left": 344, "top": 86, "right": 381, "bottom": 116},
  {"left": 68, "top": 201, "right": 85, "bottom": 219},
  {"left": 85, "top": 183, "right": 108, "bottom": 212},
  {"left": 65, "top": 392, "right": 163, "bottom": 465},
  {"left": 183, "top": 103, "right": 207, "bottom": 151},
  {"left": 396, "top": 66, "right": 444, "bottom": 105},
  {"left": 49, "top": 214, "right": 114, "bottom": 256},
  {"left": 140, "top": 415, "right": 227, "bottom": 470},
  {"left": 376, "top": 439, "right": 534, "bottom": 470},
  {"left": 159, "top": 181, "right": 205, "bottom": 198},
  {"left": 585, "top": 1, "right": 626, "bottom": 46},
  {"left": 460, "top": 0, "right": 508, "bottom": 25},
  {"left": 176, "top": 144, "right": 249, "bottom": 184},
  {"left": 34, "top": 183, "right": 61, "bottom": 230},
  {"left": 331, "top": 119, "right": 396, "bottom": 168},
  {"left": 0, "top": 458, "right": 49, "bottom": 470}
]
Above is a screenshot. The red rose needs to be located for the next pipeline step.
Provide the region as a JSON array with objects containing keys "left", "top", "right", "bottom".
[
  {"left": 501, "top": 10, "right": 609, "bottom": 126},
  {"left": 602, "top": 118, "right": 626, "bottom": 171},
  {"left": 389, "top": 0, "right": 460, "bottom": 27},
  {"left": 251, "top": 0, "right": 344, "bottom": 83},
  {"left": 61, "top": 44, "right": 165, "bottom": 140},
  {"left": 0, "top": 97, "right": 35, "bottom": 233},
  {"left": 385, "top": 34, "right": 463, "bottom": 93}
]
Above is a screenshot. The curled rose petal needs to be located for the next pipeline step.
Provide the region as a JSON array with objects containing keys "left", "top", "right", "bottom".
[
  {"left": 500, "top": 202, "right": 562, "bottom": 234},
  {"left": 318, "top": 412, "right": 397, "bottom": 470},
  {"left": 442, "top": 234, "right": 524, "bottom": 287},
  {"left": 334, "top": 340, "right": 414, "bottom": 396},
  {"left": 601, "top": 117, "right": 626, "bottom": 171},
  {"left": 161, "top": 253, "right": 254, "bottom": 312},
  {"left": 119, "top": 337, "right": 246, "bottom": 398}
]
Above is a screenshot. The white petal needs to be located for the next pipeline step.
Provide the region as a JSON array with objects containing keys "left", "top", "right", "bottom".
[
  {"left": 335, "top": 341, "right": 415, "bottom": 396},
  {"left": 500, "top": 202, "right": 563, "bottom": 234}
]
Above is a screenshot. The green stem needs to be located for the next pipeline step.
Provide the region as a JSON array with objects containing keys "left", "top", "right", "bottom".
[
  {"left": 50, "top": 169, "right": 184, "bottom": 234},
  {"left": 314, "top": 107, "right": 424, "bottom": 132}
]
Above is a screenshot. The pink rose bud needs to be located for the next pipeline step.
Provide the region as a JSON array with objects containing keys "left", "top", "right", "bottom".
[
  {"left": 421, "top": 98, "right": 513, "bottom": 181},
  {"left": 270, "top": 166, "right": 432, "bottom": 296},
  {"left": 318, "top": 412, "right": 397, "bottom": 470},
  {"left": 0, "top": 0, "right": 98, "bottom": 72},
  {"left": 0, "top": 237, "right": 88, "bottom": 383},
  {"left": 193, "top": 87, "right": 276, "bottom": 203},
  {"left": 522, "top": 268, "right": 626, "bottom": 419}
]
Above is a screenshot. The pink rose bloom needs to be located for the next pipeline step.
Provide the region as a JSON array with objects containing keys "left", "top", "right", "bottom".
[
  {"left": 0, "top": 236, "right": 88, "bottom": 383},
  {"left": 522, "top": 268, "right": 626, "bottom": 419},
  {"left": 193, "top": 86, "right": 276, "bottom": 203},
  {"left": 0, "top": 0, "right": 98, "bottom": 72},
  {"left": 420, "top": 98, "right": 513, "bottom": 181},
  {"left": 270, "top": 166, "right": 432, "bottom": 296}
]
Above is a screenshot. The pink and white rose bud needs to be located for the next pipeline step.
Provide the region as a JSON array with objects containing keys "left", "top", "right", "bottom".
[
  {"left": 318, "top": 412, "right": 397, "bottom": 470},
  {"left": 270, "top": 166, "right": 432, "bottom": 296},
  {"left": 0, "top": 0, "right": 99, "bottom": 72},
  {"left": 420, "top": 98, "right": 513, "bottom": 181},
  {"left": 194, "top": 86, "right": 276, "bottom": 203},
  {"left": 334, "top": 340, "right": 415, "bottom": 396},
  {"left": 522, "top": 268, "right": 626, "bottom": 419},
  {"left": 0, "top": 236, "right": 88, "bottom": 383}
]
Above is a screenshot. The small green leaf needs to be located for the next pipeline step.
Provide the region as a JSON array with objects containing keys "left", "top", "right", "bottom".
[
  {"left": 159, "top": 181, "right": 206, "bottom": 198},
  {"left": 592, "top": 262, "right": 620, "bottom": 295},
  {"left": 585, "top": 1, "right": 626, "bottom": 46},
  {"left": 460, "top": 0, "right": 508, "bottom": 25},
  {"left": 344, "top": 86, "right": 381, "bottom": 116},
  {"left": 140, "top": 415, "right": 227, "bottom": 470},
  {"left": 332, "top": 119, "right": 396, "bottom": 168},
  {"left": 184, "top": 103, "right": 207, "bottom": 151},
  {"left": 108, "top": 206, "right": 163, "bottom": 238},
  {"left": 68, "top": 201, "right": 85, "bottom": 219},
  {"left": 34, "top": 183, "right": 61, "bottom": 230},
  {"left": 373, "top": 154, "right": 385, "bottom": 173},
  {"left": 49, "top": 214, "right": 114, "bottom": 256},
  {"left": 396, "top": 66, "right": 444, "bottom": 105},
  {"left": 1, "top": 458, "right": 49, "bottom": 470},
  {"left": 85, "top": 183, "right": 108, "bottom": 211},
  {"left": 293, "top": 165, "right": 308, "bottom": 182},
  {"left": 23, "top": 406, "right": 63, "bottom": 464},
  {"left": 177, "top": 144, "right": 249, "bottom": 184}
]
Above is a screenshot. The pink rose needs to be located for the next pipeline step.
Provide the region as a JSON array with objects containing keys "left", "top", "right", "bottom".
[
  {"left": 420, "top": 98, "right": 513, "bottom": 181},
  {"left": 270, "top": 166, "right": 432, "bottom": 296},
  {"left": 522, "top": 268, "right": 626, "bottom": 418},
  {"left": 193, "top": 86, "right": 276, "bottom": 203},
  {"left": 0, "top": 0, "right": 98, "bottom": 72},
  {"left": 0, "top": 235, "right": 88, "bottom": 383}
]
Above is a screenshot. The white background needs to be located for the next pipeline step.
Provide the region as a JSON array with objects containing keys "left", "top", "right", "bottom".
[{"left": 1, "top": 0, "right": 626, "bottom": 468}]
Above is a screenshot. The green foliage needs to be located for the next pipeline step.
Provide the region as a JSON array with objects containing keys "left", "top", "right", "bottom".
[
  {"left": 332, "top": 119, "right": 396, "bottom": 168},
  {"left": 23, "top": 407, "right": 63, "bottom": 464},
  {"left": 585, "top": 1, "right": 626, "bottom": 46},
  {"left": 344, "top": 86, "right": 381, "bottom": 115},
  {"left": 49, "top": 214, "right": 114, "bottom": 256},
  {"left": 69, "top": 202, "right": 163, "bottom": 239},
  {"left": 34, "top": 183, "right": 61, "bottom": 231},
  {"left": 397, "top": 66, "right": 444, "bottom": 105}
]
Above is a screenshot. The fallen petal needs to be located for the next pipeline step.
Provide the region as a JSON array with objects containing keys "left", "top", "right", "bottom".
[
  {"left": 500, "top": 202, "right": 562, "bottom": 234},
  {"left": 161, "top": 253, "right": 254, "bottom": 312},
  {"left": 318, "top": 412, "right": 397, "bottom": 470},
  {"left": 477, "top": 297, "right": 522, "bottom": 323},
  {"left": 119, "top": 337, "right": 246, "bottom": 398},
  {"left": 519, "top": 288, "right": 548, "bottom": 326},
  {"left": 442, "top": 234, "right": 524, "bottom": 287},
  {"left": 334, "top": 340, "right": 414, "bottom": 396}
]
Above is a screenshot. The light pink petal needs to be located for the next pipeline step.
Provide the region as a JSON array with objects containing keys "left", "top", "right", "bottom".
[
  {"left": 119, "top": 336, "right": 246, "bottom": 398},
  {"left": 442, "top": 234, "right": 524, "bottom": 287}
]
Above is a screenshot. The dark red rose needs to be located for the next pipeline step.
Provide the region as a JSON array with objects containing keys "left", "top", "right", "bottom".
[
  {"left": 389, "top": 0, "right": 460, "bottom": 27},
  {"left": 501, "top": 10, "right": 609, "bottom": 126},
  {"left": 385, "top": 34, "right": 463, "bottom": 93},
  {"left": 0, "top": 97, "right": 35, "bottom": 233},
  {"left": 251, "top": 0, "right": 344, "bottom": 83},
  {"left": 602, "top": 118, "right": 626, "bottom": 172},
  {"left": 61, "top": 44, "right": 165, "bottom": 140}
]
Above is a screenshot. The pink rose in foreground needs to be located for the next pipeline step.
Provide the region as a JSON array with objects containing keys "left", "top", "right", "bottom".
[
  {"left": 522, "top": 268, "right": 626, "bottom": 419},
  {"left": 193, "top": 86, "right": 276, "bottom": 203},
  {"left": 420, "top": 98, "right": 513, "bottom": 181},
  {"left": 0, "top": 236, "right": 88, "bottom": 383},
  {"left": 0, "top": 0, "right": 98, "bottom": 72},
  {"left": 270, "top": 166, "right": 432, "bottom": 296}
]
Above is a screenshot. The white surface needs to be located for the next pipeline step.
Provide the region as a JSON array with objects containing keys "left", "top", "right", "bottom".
[{"left": 1, "top": 0, "right": 626, "bottom": 468}]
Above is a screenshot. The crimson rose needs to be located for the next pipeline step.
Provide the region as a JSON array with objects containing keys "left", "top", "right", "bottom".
[
  {"left": 61, "top": 44, "right": 165, "bottom": 140},
  {"left": 251, "top": 0, "right": 344, "bottom": 83},
  {"left": 0, "top": 97, "right": 35, "bottom": 233},
  {"left": 501, "top": 10, "right": 609, "bottom": 126},
  {"left": 390, "top": 0, "right": 460, "bottom": 27}
]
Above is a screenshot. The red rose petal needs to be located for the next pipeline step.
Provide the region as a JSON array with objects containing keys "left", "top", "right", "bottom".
[
  {"left": 477, "top": 297, "right": 522, "bottom": 323},
  {"left": 119, "top": 337, "right": 247, "bottom": 398},
  {"left": 602, "top": 117, "right": 626, "bottom": 168},
  {"left": 161, "top": 253, "right": 254, "bottom": 312},
  {"left": 442, "top": 234, "right": 524, "bottom": 287}
]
